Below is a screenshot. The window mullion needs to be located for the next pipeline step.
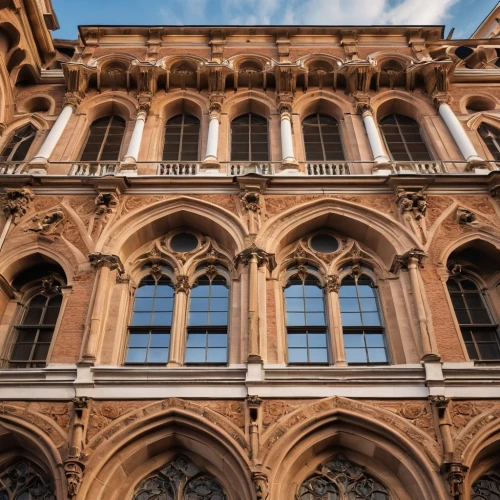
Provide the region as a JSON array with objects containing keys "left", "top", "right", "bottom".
[
  {"left": 318, "top": 114, "right": 327, "bottom": 161},
  {"left": 249, "top": 114, "right": 252, "bottom": 161},
  {"left": 178, "top": 114, "right": 184, "bottom": 162}
]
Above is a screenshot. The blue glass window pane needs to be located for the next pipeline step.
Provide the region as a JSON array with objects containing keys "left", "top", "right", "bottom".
[
  {"left": 306, "top": 313, "right": 326, "bottom": 326},
  {"left": 344, "top": 334, "right": 364, "bottom": 348},
  {"left": 136, "top": 285, "right": 156, "bottom": 297},
  {"left": 134, "top": 298, "right": 153, "bottom": 312},
  {"left": 345, "top": 348, "right": 367, "bottom": 363},
  {"left": 360, "top": 298, "right": 377, "bottom": 312},
  {"left": 309, "top": 333, "right": 327, "bottom": 347},
  {"left": 208, "top": 334, "right": 227, "bottom": 347},
  {"left": 211, "top": 285, "right": 229, "bottom": 298},
  {"left": 340, "top": 298, "right": 359, "bottom": 312},
  {"left": 185, "top": 348, "right": 206, "bottom": 363},
  {"left": 156, "top": 285, "right": 174, "bottom": 298},
  {"left": 288, "top": 348, "right": 308, "bottom": 363},
  {"left": 287, "top": 312, "right": 306, "bottom": 326},
  {"left": 131, "top": 312, "right": 151, "bottom": 326},
  {"left": 152, "top": 312, "right": 172, "bottom": 326},
  {"left": 341, "top": 312, "right": 362, "bottom": 326},
  {"left": 287, "top": 298, "right": 305, "bottom": 312},
  {"left": 209, "top": 311, "right": 228, "bottom": 325},
  {"left": 309, "top": 348, "right": 328, "bottom": 363},
  {"left": 366, "top": 333, "right": 385, "bottom": 347},
  {"left": 154, "top": 298, "right": 173, "bottom": 311},
  {"left": 128, "top": 333, "right": 149, "bottom": 348},
  {"left": 191, "top": 285, "right": 210, "bottom": 298},
  {"left": 126, "top": 348, "right": 147, "bottom": 363},
  {"left": 150, "top": 333, "right": 170, "bottom": 348},
  {"left": 187, "top": 333, "right": 206, "bottom": 347},
  {"left": 362, "top": 313, "right": 381, "bottom": 326},
  {"left": 304, "top": 285, "right": 323, "bottom": 298},
  {"left": 357, "top": 285, "right": 375, "bottom": 297},
  {"left": 191, "top": 297, "right": 209, "bottom": 311},
  {"left": 210, "top": 298, "right": 228, "bottom": 311},
  {"left": 284, "top": 285, "right": 303, "bottom": 298},
  {"left": 306, "top": 298, "right": 325, "bottom": 312},
  {"left": 189, "top": 312, "right": 208, "bottom": 326},
  {"left": 288, "top": 333, "right": 307, "bottom": 348},
  {"left": 147, "top": 348, "right": 169, "bottom": 363},
  {"left": 339, "top": 286, "right": 357, "bottom": 298},
  {"left": 368, "top": 348, "right": 388, "bottom": 363},
  {"left": 207, "top": 348, "right": 227, "bottom": 363}
]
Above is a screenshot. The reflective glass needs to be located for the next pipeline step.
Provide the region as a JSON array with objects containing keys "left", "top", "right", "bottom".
[{"left": 345, "top": 348, "right": 368, "bottom": 363}]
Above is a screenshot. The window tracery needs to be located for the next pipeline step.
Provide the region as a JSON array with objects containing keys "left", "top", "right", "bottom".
[
  {"left": 0, "top": 459, "right": 56, "bottom": 500},
  {"left": 478, "top": 123, "right": 500, "bottom": 163},
  {"left": 132, "top": 455, "right": 227, "bottom": 500},
  {"left": 0, "top": 124, "right": 37, "bottom": 162},
  {"left": 472, "top": 463, "right": 500, "bottom": 500},
  {"left": 296, "top": 457, "right": 391, "bottom": 500}
]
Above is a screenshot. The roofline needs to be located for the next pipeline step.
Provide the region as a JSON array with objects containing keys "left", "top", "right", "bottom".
[
  {"left": 78, "top": 24, "right": 445, "bottom": 30},
  {"left": 471, "top": 1, "right": 500, "bottom": 38}
]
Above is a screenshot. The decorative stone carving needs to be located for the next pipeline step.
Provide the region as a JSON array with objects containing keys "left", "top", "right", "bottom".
[
  {"left": 455, "top": 207, "right": 477, "bottom": 225},
  {"left": 240, "top": 189, "right": 261, "bottom": 212},
  {"left": 0, "top": 459, "right": 56, "bottom": 500},
  {"left": 23, "top": 209, "right": 65, "bottom": 236},
  {"left": 89, "top": 252, "right": 124, "bottom": 274},
  {"left": 395, "top": 188, "right": 427, "bottom": 220},
  {"left": 325, "top": 274, "right": 340, "bottom": 293},
  {"left": 94, "top": 191, "right": 120, "bottom": 215},
  {"left": 442, "top": 463, "right": 468, "bottom": 500},
  {"left": 235, "top": 245, "right": 276, "bottom": 271},
  {"left": 391, "top": 247, "right": 428, "bottom": 273},
  {"left": 252, "top": 472, "right": 269, "bottom": 500},
  {"left": 174, "top": 275, "right": 191, "bottom": 294},
  {"left": 64, "top": 460, "right": 84, "bottom": 499},
  {"left": 41, "top": 275, "right": 62, "bottom": 296},
  {"left": 1, "top": 187, "right": 35, "bottom": 223}
]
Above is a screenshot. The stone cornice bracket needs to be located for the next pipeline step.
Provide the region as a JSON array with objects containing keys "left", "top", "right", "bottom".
[
  {"left": 395, "top": 188, "right": 427, "bottom": 220},
  {"left": 275, "top": 65, "right": 296, "bottom": 96},
  {"left": 252, "top": 471, "right": 269, "bottom": 500},
  {"left": 390, "top": 247, "right": 428, "bottom": 273},
  {"left": 420, "top": 60, "right": 454, "bottom": 103},
  {"left": 209, "top": 30, "right": 226, "bottom": 63},
  {"left": 429, "top": 394, "right": 450, "bottom": 411},
  {"left": 208, "top": 67, "right": 227, "bottom": 95},
  {"left": 276, "top": 32, "right": 291, "bottom": 62},
  {"left": 174, "top": 275, "right": 191, "bottom": 295},
  {"left": 146, "top": 28, "right": 163, "bottom": 60},
  {"left": 440, "top": 463, "right": 469, "bottom": 500},
  {"left": 130, "top": 64, "right": 158, "bottom": 96},
  {"left": 136, "top": 93, "right": 152, "bottom": 118},
  {"left": 1, "top": 187, "right": 35, "bottom": 224},
  {"left": 340, "top": 30, "right": 359, "bottom": 61},
  {"left": 62, "top": 62, "right": 96, "bottom": 98},
  {"left": 407, "top": 29, "right": 432, "bottom": 61},
  {"left": 235, "top": 245, "right": 276, "bottom": 271},
  {"left": 88, "top": 252, "right": 124, "bottom": 275}
]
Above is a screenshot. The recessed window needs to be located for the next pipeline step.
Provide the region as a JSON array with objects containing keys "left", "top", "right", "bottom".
[
  {"left": 310, "top": 234, "right": 339, "bottom": 254},
  {"left": 163, "top": 114, "right": 200, "bottom": 162},
  {"left": 80, "top": 115, "right": 126, "bottom": 162},
  {"left": 0, "top": 124, "right": 37, "bottom": 162},
  {"left": 302, "top": 113, "right": 345, "bottom": 162},
  {"left": 170, "top": 232, "right": 198, "bottom": 253},
  {"left": 479, "top": 123, "right": 500, "bottom": 162},
  {"left": 472, "top": 463, "right": 500, "bottom": 499},
  {"left": 231, "top": 113, "right": 269, "bottom": 162}
]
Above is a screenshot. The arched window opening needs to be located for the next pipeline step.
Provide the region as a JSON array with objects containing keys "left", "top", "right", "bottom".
[
  {"left": 8, "top": 290, "right": 62, "bottom": 369},
  {"left": 0, "top": 458, "right": 56, "bottom": 499},
  {"left": 472, "top": 463, "right": 500, "bottom": 499},
  {"left": 284, "top": 270, "right": 328, "bottom": 364},
  {"left": 297, "top": 457, "right": 391, "bottom": 500},
  {"left": 0, "top": 124, "right": 37, "bottom": 162},
  {"left": 80, "top": 115, "right": 126, "bottom": 162},
  {"left": 186, "top": 274, "right": 229, "bottom": 364},
  {"left": 339, "top": 272, "right": 388, "bottom": 365},
  {"left": 126, "top": 276, "right": 174, "bottom": 364},
  {"left": 302, "top": 114, "right": 345, "bottom": 162},
  {"left": 447, "top": 276, "right": 500, "bottom": 361},
  {"left": 133, "top": 455, "right": 227, "bottom": 500},
  {"left": 231, "top": 113, "right": 269, "bottom": 162},
  {"left": 379, "top": 114, "right": 432, "bottom": 162},
  {"left": 478, "top": 123, "right": 500, "bottom": 163},
  {"left": 163, "top": 114, "right": 200, "bottom": 162}
]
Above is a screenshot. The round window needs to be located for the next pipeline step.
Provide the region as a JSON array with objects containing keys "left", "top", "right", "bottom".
[
  {"left": 310, "top": 234, "right": 339, "bottom": 254},
  {"left": 170, "top": 233, "right": 198, "bottom": 252}
]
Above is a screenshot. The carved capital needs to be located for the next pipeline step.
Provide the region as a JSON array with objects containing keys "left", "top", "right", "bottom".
[
  {"left": 355, "top": 96, "right": 372, "bottom": 115},
  {"left": 71, "top": 397, "right": 90, "bottom": 409},
  {"left": 174, "top": 275, "right": 191, "bottom": 294},
  {"left": 209, "top": 101, "right": 222, "bottom": 121},
  {"left": 326, "top": 274, "right": 341, "bottom": 293},
  {"left": 88, "top": 253, "right": 124, "bottom": 274},
  {"left": 252, "top": 472, "right": 269, "bottom": 500},
  {"left": 395, "top": 188, "right": 427, "bottom": 220},
  {"left": 235, "top": 245, "right": 276, "bottom": 271},
  {"left": 1, "top": 187, "right": 34, "bottom": 223},
  {"left": 429, "top": 395, "right": 450, "bottom": 415},
  {"left": 246, "top": 395, "right": 263, "bottom": 407},
  {"left": 391, "top": 247, "right": 428, "bottom": 273},
  {"left": 64, "top": 460, "right": 85, "bottom": 499},
  {"left": 137, "top": 94, "right": 152, "bottom": 117},
  {"left": 432, "top": 91, "right": 452, "bottom": 109},
  {"left": 278, "top": 101, "right": 293, "bottom": 117},
  {"left": 441, "top": 463, "right": 468, "bottom": 500},
  {"left": 63, "top": 92, "right": 82, "bottom": 109}
]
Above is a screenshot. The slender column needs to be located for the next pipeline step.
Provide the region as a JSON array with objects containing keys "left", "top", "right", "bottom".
[
  {"left": 279, "top": 103, "right": 298, "bottom": 166},
  {"left": 123, "top": 106, "right": 148, "bottom": 163},
  {"left": 169, "top": 276, "right": 190, "bottom": 367},
  {"left": 81, "top": 253, "right": 124, "bottom": 362},
  {"left": 362, "top": 108, "right": 390, "bottom": 164},
  {"left": 326, "top": 275, "right": 346, "bottom": 365},
  {"left": 31, "top": 102, "right": 76, "bottom": 163},
  {"left": 438, "top": 102, "right": 484, "bottom": 162},
  {"left": 203, "top": 104, "right": 221, "bottom": 166}
]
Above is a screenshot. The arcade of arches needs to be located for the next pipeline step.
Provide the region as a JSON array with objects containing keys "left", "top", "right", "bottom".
[{"left": 3, "top": 2, "right": 500, "bottom": 500}]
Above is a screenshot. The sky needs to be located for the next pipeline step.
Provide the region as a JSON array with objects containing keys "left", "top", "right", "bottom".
[{"left": 51, "top": 0, "right": 498, "bottom": 41}]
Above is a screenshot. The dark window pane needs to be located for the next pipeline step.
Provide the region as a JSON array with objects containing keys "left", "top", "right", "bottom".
[
  {"left": 32, "top": 343, "right": 50, "bottom": 361},
  {"left": 80, "top": 115, "right": 125, "bottom": 162},
  {"left": 170, "top": 232, "right": 199, "bottom": 252},
  {"left": 11, "top": 343, "right": 33, "bottom": 361},
  {"left": 478, "top": 342, "right": 500, "bottom": 360}
]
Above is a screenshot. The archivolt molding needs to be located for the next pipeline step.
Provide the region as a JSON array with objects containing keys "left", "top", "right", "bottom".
[
  {"left": 466, "top": 110, "right": 500, "bottom": 131},
  {"left": 370, "top": 89, "right": 437, "bottom": 122},
  {"left": 222, "top": 90, "right": 277, "bottom": 120},
  {"left": 152, "top": 90, "right": 208, "bottom": 121},
  {"left": 292, "top": 91, "right": 353, "bottom": 120},
  {"left": 88, "top": 53, "right": 141, "bottom": 69},
  {"left": 367, "top": 51, "right": 417, "bottom": 68},
  {"left": 0, "top": 113, "right": 50, "bottom": 139},
  {"left": 296, "top": 53, "right": 344, "bottom": 69},
  {"left": 76, "top": 91, "right": 139, "bottom": 121},
  {"left": 157, "top": 54, "right": 208, "bottom": 71},
  {"left": 225, "top": 53, "right": 274, "bottom": 71}
]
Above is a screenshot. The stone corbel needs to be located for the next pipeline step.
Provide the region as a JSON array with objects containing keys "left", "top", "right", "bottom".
[
  {"left": 146, "top": 28, "right": 162, "bottom": 60},
  {"left": 455, "top": 207, "right": 477, "bottom": 225},
  {"left": 407, "top": 29, "right": 432, "bottom": 61},
  {"left": 209, "top": 31, "right": 226, "bottom": 63},
  {"left": 94, "top": 190, "right": 120, "bottom": 215},
  {"left": 441, "top": 463, "right": 469, "bottom": 500},
  {"left": 276, "top": 33, "right": 291, "bottom": 62},
  {"left": 208, "top": 67, "right": 228, "bottom": 95},
  {"left": 89, "top": 252, "right": 124, "bottom": 274},
  {"left": 395, "top": 188, "right": 427, "bottom": 221},
  {"left": 1, "top": 187, "right": 34, "bottom": 224},
  {"left": 131, "top": 64, "right": 158, "bottom": 96},
  {"left": 275, "top": 65, "right": 295, "bottom": 95},
  {"left": 421, "top": 60, "right": 454, "bottom": 101},
  {"left": 340, "top": 30, "right": 359, "bottom": 61},
  {"left": 355, "top": 95, "right": 372, "bottom": 115},
  {"left": 246, "top": 395, "right": 263, "bottom": 460},
  {"left": 252, "top": 471, "right": 269, "bottom": 500},
  {"left": 390, "top": 247, "right": 428, "bottom": 274}
]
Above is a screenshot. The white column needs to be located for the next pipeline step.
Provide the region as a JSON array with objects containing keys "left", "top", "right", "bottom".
[
  {"left": 280, "top": 106, "right": 297, "bottom": 165},
  {"left": 362, "top": 109, "right": 390, "bottom": 164},
  {"left": 123, "top": 109, "right": 147, "bottom": 163},
  {"left": 203, "top": 104, "right": 220, "bottom": 166},
  {"left": 31, "top": 104, "right": 75, "bottom": 163},
  {"left": 438, "top": 102, "right": 484, "bottom": 162}
]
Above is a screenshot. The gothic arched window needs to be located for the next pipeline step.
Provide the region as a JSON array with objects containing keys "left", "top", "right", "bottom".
[
  {"left": 0, "top": 459, "right": 56, "bottom": 500},
  {"left": 297, "top": 457, "right": 391, "bottom": 500},
  {"left": 379, "top": 114, "right": 432, "bottom": 162},
  {"left": 478, "top": 123, "right": 500, "bottom": 162},
  {"left": 447, "top": 276, "right": 500, "bottom": 361},
  {"left": 472, "top": 463, "right": 500, "bottom": 500},
  {"left": 162, "top": 114, "right": 200, "bottom": 161},
  {"left": 284, "top": 270, "right": 329, "bottom": 364},
  {"left": 80, "top": 115, "right": 126, "bottom": 161},
  {"left": 0, "top": 124, "right": 37, "bottom": 162},
  {"left": 302, "top": 113, "right": 345, "bottom": 162},
  {"left": 339, "top": 272, "right": 389, "bottom": 365},
  {"left": 9, "top": 292, "right": 62, "bottom": 368},
  {"left": 186, "top": 274, "right": 229, "bottom": 364},
  {"left": 231, "top": 113, "right": 269, "bottom": 162},
  {"left": 126, "top": 276, "right": 174, "bottom": 364}
]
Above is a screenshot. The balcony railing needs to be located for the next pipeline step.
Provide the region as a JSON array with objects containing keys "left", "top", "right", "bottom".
[{"left": 0, "top": 160, "right": 496, "bottom": 177}]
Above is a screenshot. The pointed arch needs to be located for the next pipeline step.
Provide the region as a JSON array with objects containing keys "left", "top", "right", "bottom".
[
  {"left": 370, "top": 90, "right": 436, "bottom": 123},
  {"left": 77, "top": 92, "right": 138, "bottom": 123},
  {"left": 223, "top": 90, "right": 276, "bottom": 121}
]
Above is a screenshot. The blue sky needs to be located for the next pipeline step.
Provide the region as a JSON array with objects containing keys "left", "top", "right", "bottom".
[{"left": 52, "top": 0, "right": 497, "bottom": 40}]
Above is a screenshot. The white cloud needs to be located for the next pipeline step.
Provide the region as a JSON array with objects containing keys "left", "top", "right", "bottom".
[{"left": 160, "top": 0, "right": 209, "bottom": 25}]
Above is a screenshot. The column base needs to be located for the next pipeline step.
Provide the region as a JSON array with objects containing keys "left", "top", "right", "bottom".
[
  {"left": 282, "top": 157, "right": 299, "bottom": 167},
  {"left": 371, "top": 162, "right": 392, "bottom": 176},
  {"left": 26, "top": 157, "right": 48, "bottom": 175},
  {"left": 421, "top": 353, "right": 441, "bottom": 362},
  {"left": 201, "top": 156, "right": 220, "bottom": 169},
  {"left": 466, "top": 159, "right": 490, "bottom": 174}
]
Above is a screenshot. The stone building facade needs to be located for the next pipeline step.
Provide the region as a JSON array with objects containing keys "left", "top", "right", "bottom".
[{"left": 2, "top": 1, "right": 500, "bottom": 499}]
